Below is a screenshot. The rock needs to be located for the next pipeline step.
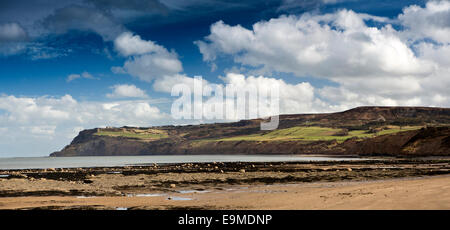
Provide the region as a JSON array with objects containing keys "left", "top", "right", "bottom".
[
  {"left": 214, "top": 166, "right": 219, "bottom": 169},
  {"left": 220, "top": 170, "right": 224, "bottom": 173},
  {"left": 239, "top": 169, "right": 246, "bottom": 173},
  {"left": 170, "top": 183, "right": 176, "bottom": 188},
  {"left": 347, "top": 168, "right": 352, "bottom": 172}
]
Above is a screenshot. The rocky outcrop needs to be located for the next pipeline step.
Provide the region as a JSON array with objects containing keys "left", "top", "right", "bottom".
[{"left": 345, "top": 126, "right": 450, "bottom": 156}]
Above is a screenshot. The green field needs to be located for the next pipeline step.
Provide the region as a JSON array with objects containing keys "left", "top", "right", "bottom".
[
  {"left": 213, "top": 126, "right": 422, "bottom": 142},
  {"left": 94, "top": 130, "right": 168, "bottom": 140}
]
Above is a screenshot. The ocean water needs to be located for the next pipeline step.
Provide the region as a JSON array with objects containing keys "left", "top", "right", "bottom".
[{"left": 0, "top": 155, "right": 365, "bottom": 170}]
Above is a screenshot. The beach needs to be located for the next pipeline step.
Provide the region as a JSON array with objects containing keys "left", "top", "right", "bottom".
[{"left": 0, "top": 158, "right": 449, "bottom": 210}]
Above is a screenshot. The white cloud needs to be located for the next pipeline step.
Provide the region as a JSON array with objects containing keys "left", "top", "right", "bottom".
[
  {"left": 0, "top": 94, "right": 167, "bottom": 156},
  {"left": 153, "top": 72, "right": 322, "bottom": 119},
  {"left": 114, "top": 32, "right": 165, "bottom": 56},
  {"left": 195, "top": 5, "right": 450, "bottom": 110},
  {"left": 153, "top": 74, "right": 209, "bottom": 94},
  {"left": 399, "top": 0, "right": 450, "bottom": 44},
  {"left": 66, "top": 72, "right": 97, "bottom": 82},
  {"left": 112, "top": 32, "right": 183, "bottom": 82},
  {"left": 30, "top": 125, "right": 56, "bottom": 135},
  {"left": 107, "top": 84, "right": 148, "bottom": 98},
  {"left": 196, "top": 12, "right": 433, "bottom": 79},
  {"left": 221, "top": 73, "right": 319, "bottom": 115}
]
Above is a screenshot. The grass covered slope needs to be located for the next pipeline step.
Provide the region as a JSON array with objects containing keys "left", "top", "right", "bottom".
[
  {"left": 213, "top": 126, "right": 422, "bottom": 142},
  {"left": 94, "top": 128, "right": 168, "bottom": 140},
  {"left": 50, "top": 106, "right": 450, "bottom": 157}
]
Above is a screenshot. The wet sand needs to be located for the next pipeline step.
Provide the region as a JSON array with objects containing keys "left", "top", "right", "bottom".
[{"left": 0, "top": 158, "right": 449, "bottom": 209}]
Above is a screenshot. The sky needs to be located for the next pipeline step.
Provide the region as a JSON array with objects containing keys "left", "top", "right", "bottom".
[{"left": 0, "top": 0, "right": 449, "bottom": 157}]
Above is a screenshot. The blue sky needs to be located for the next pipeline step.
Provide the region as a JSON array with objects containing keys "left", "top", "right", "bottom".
[{"left": 1, "top": 0, "right": 449, "bottom": 156}]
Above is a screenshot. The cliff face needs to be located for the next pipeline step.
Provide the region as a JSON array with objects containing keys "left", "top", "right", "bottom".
[
  {"left": 50, "top": 106, "right": 450, "bottom": 157},
  {"left": 344, "top": 127, "right": 450, "bottom": 156}
]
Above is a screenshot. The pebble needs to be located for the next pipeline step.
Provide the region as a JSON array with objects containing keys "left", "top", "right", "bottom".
[
  {"left": 239, "top": 169, "right": 246, "bottom": 173},
  {"left": 170, "top": 184, "right": 176, "bottom": 188},
  {"left": 347, "top": 168, "right": 352, "bottom": 172}
]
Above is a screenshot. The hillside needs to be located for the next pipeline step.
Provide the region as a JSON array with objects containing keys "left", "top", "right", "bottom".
[{"left": 50, "top": 106, "right": 450, "bottom": 157}]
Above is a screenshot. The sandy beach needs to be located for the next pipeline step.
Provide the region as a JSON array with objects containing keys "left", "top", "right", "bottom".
[{"left": 0, "top": 159, "right": 449, "bottom": 210}]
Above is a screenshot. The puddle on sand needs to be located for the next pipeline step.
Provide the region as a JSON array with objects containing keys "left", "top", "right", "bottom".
[
  {"left": 116, "top": 207, "right": 128, "bottom": 210},
  {"left": 178, "top": 190, "right": 210, "bottom": 194},
  {"left": 128, "top": 193, "right": 165, "bottom": 197},
  {"left": 0, "top": 175, "right": 9, "bottom": 178},
  {"left": 167, "top": 196, "right": 192, "bottom": 201},
  {"left": 107, "top": 171, "right": 122, "bottom": 174},
  {"left": 125, "top": 193, "right": 192, "bottom": 200}
]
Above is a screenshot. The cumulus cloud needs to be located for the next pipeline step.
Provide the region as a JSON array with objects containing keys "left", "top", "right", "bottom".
[
  {"left": 195, "top": 12, "right": 432, "bottom": 79},
  {"left": 112, "top": 32, "right": 183, "bottom": 82},
  {"left": 153, "top": 74, "right": 208, "bottom": 94},
  {"left": 0, "top": 94, "right": 165, "bottom": 127},
  {"left": 221, "top": 73, "right": 319, "bottom": 115},
  {"left": 106, "top": 84, "right": 149, "bottom": 98},
  {"left": 154, "top": 72, "right": 324, "bottom": 119},
  {"left": 0, "top": 94, "right": 166, "bottom": 156},
  {"left": 114, "top": 32, "right": 165, "bottom": 56},
  {"left": 195, "top": 3, "right": 450, "bottom": 109},
  {"left": 399, "top": 0, "right": 450, "bottom": 44}
]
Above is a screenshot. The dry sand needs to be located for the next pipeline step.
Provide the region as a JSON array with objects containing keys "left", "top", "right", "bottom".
[{"left": 0, "top": 175, "right": 449, "bottom": 210}]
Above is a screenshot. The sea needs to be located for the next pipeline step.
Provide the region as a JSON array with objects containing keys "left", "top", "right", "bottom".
[{"left": 0, "top": 155, "right": 366, "bottom": 170}]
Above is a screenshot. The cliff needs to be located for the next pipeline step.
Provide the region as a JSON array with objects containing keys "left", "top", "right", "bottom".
[{"left": 51, "top": 106, "right": 450, "bottom": 157}]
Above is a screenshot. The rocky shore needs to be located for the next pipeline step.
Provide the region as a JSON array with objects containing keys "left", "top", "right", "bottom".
[{"left": 0, "top": 158, "right": 449, "bottom": 209}]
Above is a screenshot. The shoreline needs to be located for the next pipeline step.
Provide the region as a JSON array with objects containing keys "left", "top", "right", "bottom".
[{"left": 0, "top": 158, "right": 449, "bottom": 209}]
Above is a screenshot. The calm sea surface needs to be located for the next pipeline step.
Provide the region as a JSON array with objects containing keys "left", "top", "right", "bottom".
[{"left": 0, "top": 155, "right": 366, "bottom": 170}]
